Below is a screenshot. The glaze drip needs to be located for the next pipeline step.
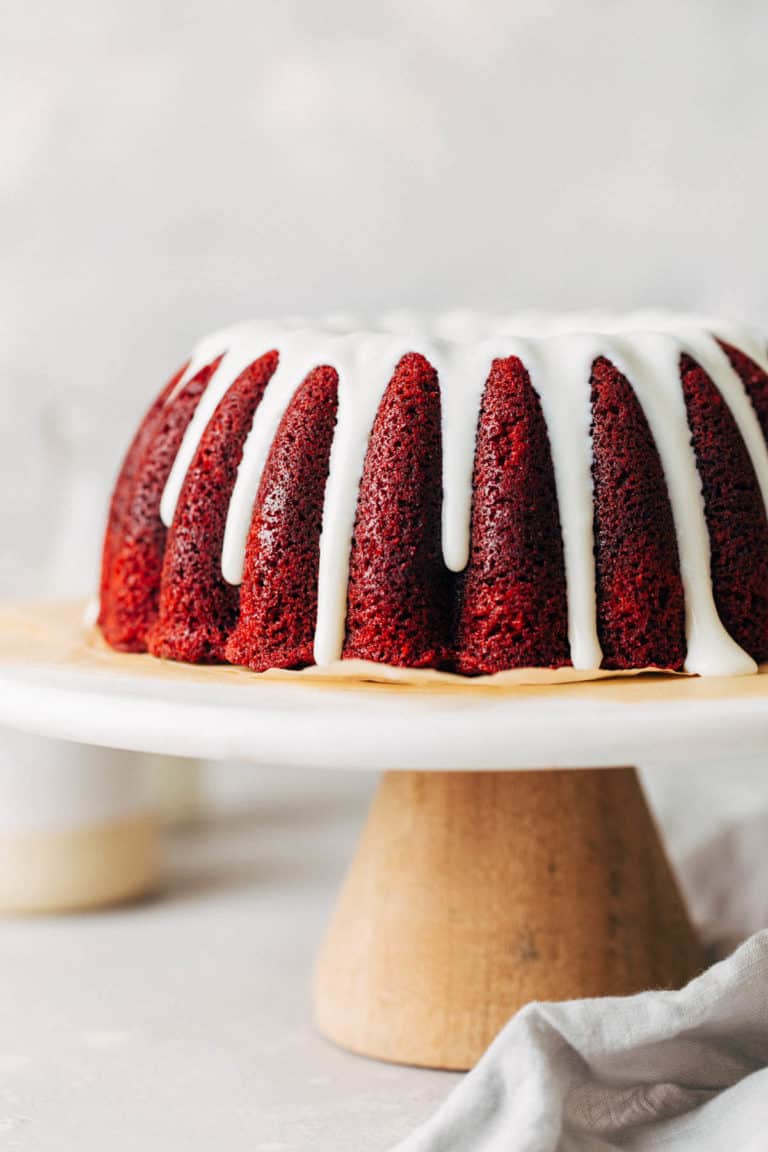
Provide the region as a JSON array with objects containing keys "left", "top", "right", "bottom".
[{"left": 155, "top": 312, "right": 768, "bottom": 674}]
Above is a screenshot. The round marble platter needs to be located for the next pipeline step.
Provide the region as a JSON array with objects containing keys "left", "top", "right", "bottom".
[{"left": 0, "top": 601, "right": 767, "bottom": 771}]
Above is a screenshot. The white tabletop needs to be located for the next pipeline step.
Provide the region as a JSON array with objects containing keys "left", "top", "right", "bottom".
[{"left": 0, "top": 765, "right": 458, "bottom": 1152}]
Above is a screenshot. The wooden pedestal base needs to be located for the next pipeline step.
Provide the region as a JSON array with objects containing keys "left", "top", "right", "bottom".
[{"left": 314, "top": 768, "right": 703, "bottom": 1070}]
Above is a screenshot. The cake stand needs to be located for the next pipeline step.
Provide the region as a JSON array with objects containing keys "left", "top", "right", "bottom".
[{"left": 2, "top": 602, "right": 767, "bottom": 1070}]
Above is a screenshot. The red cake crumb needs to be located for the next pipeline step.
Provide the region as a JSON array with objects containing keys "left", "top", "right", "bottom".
[
  {"left": 99, "top": 327, "right": 768, "bottom": 679},
  {"left": 148, "top": 353, "right": 278, "bottom": 664},
  {"left": 343, "top": 353, "right": 452, "bottom": 669},
  {"left": 590, "top": 357, "right": 686, "bottom": 670},
  {"left": 719, "top": 340, "right": 768, "bottom": 442},
  {"left": 680, "top": 354, "right": 768, "bottom": 661},
  {"left": 98, "top": 362, "right": 187, "bottom": 635},
  {"left": 98, "top": 358, "right": 221, "bottom": 652},
  {"left": 455, "top": 356, "right": 570, "bottom": 673},
  {"left": 224, "top": 365, "right": 339, "bottom": 671}
]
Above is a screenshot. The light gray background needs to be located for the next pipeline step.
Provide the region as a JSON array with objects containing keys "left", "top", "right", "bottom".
[
  {"left": 2, "top": 0, "right": 768, "bottom": 595},
  {"left": 2, "top": 7, "right": 768, "bottom": 1147}
]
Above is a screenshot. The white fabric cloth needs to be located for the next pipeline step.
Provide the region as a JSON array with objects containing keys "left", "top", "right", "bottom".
[
  {"left": 393, "top": 932, "right": 768, "bottom": 1152},
  {"left": 393, "top": 759, "right": 768, "bottom": 1152}
]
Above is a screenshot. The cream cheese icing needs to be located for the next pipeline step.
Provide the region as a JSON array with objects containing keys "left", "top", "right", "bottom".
[{"left": 157, "top": 312, "right": 768, "bottom": 675}]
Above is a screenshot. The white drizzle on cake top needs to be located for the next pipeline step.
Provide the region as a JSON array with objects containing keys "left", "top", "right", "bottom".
[{"left": 157, "top": 312, "right": 768, "bottom": 676}]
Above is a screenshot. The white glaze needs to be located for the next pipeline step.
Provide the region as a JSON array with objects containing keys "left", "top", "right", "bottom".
[
  {"left": 312, "top": 334, "right": 407, "bottom": 665},
  {"left": 524, "top": 336, "right": 603, "bottom": 670},
  {"left": 222, "top": 331, "right": 340, "bottom": 586},
  {"left": 154, "top": 312, "right": 768, "bottom": 675},
  {"left": 607, "top": 333, "right": 756, "bottom": 676}
]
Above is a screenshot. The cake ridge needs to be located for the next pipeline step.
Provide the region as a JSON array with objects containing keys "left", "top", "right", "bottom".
[{"left": 102, "top": 312, "right": 768, "bottom": 676}]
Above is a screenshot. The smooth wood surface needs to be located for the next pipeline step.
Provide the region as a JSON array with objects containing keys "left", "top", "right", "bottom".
[{"left": 315, "top": 768, "right": 703, "bottom": 1070}]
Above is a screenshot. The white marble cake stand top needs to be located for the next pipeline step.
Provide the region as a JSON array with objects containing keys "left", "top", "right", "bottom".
[{"left": 1, "top": 601, "right": 767, "bottom": 770}]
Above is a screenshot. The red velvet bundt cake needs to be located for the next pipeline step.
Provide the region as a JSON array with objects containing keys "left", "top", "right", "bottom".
[{"left": 98, "top": 313, "right": 768, "bottom": 678}]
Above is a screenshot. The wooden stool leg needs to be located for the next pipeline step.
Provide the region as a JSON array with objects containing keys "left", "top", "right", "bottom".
[{"left": 314, "top": 768, "right": 703, "bottom": 1071}]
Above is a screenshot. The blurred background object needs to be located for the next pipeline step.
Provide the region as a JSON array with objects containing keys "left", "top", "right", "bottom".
[
  {"left": 0, "top": 730, "right": 160, "bottom": 912},
  {"left": 149, "top": 757, "right": 206, "bottom": 828}
]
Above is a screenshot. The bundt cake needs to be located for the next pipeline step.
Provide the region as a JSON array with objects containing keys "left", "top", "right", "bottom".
[{"left": 98, "top": 312, "right": 768, "bottom": 678}]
